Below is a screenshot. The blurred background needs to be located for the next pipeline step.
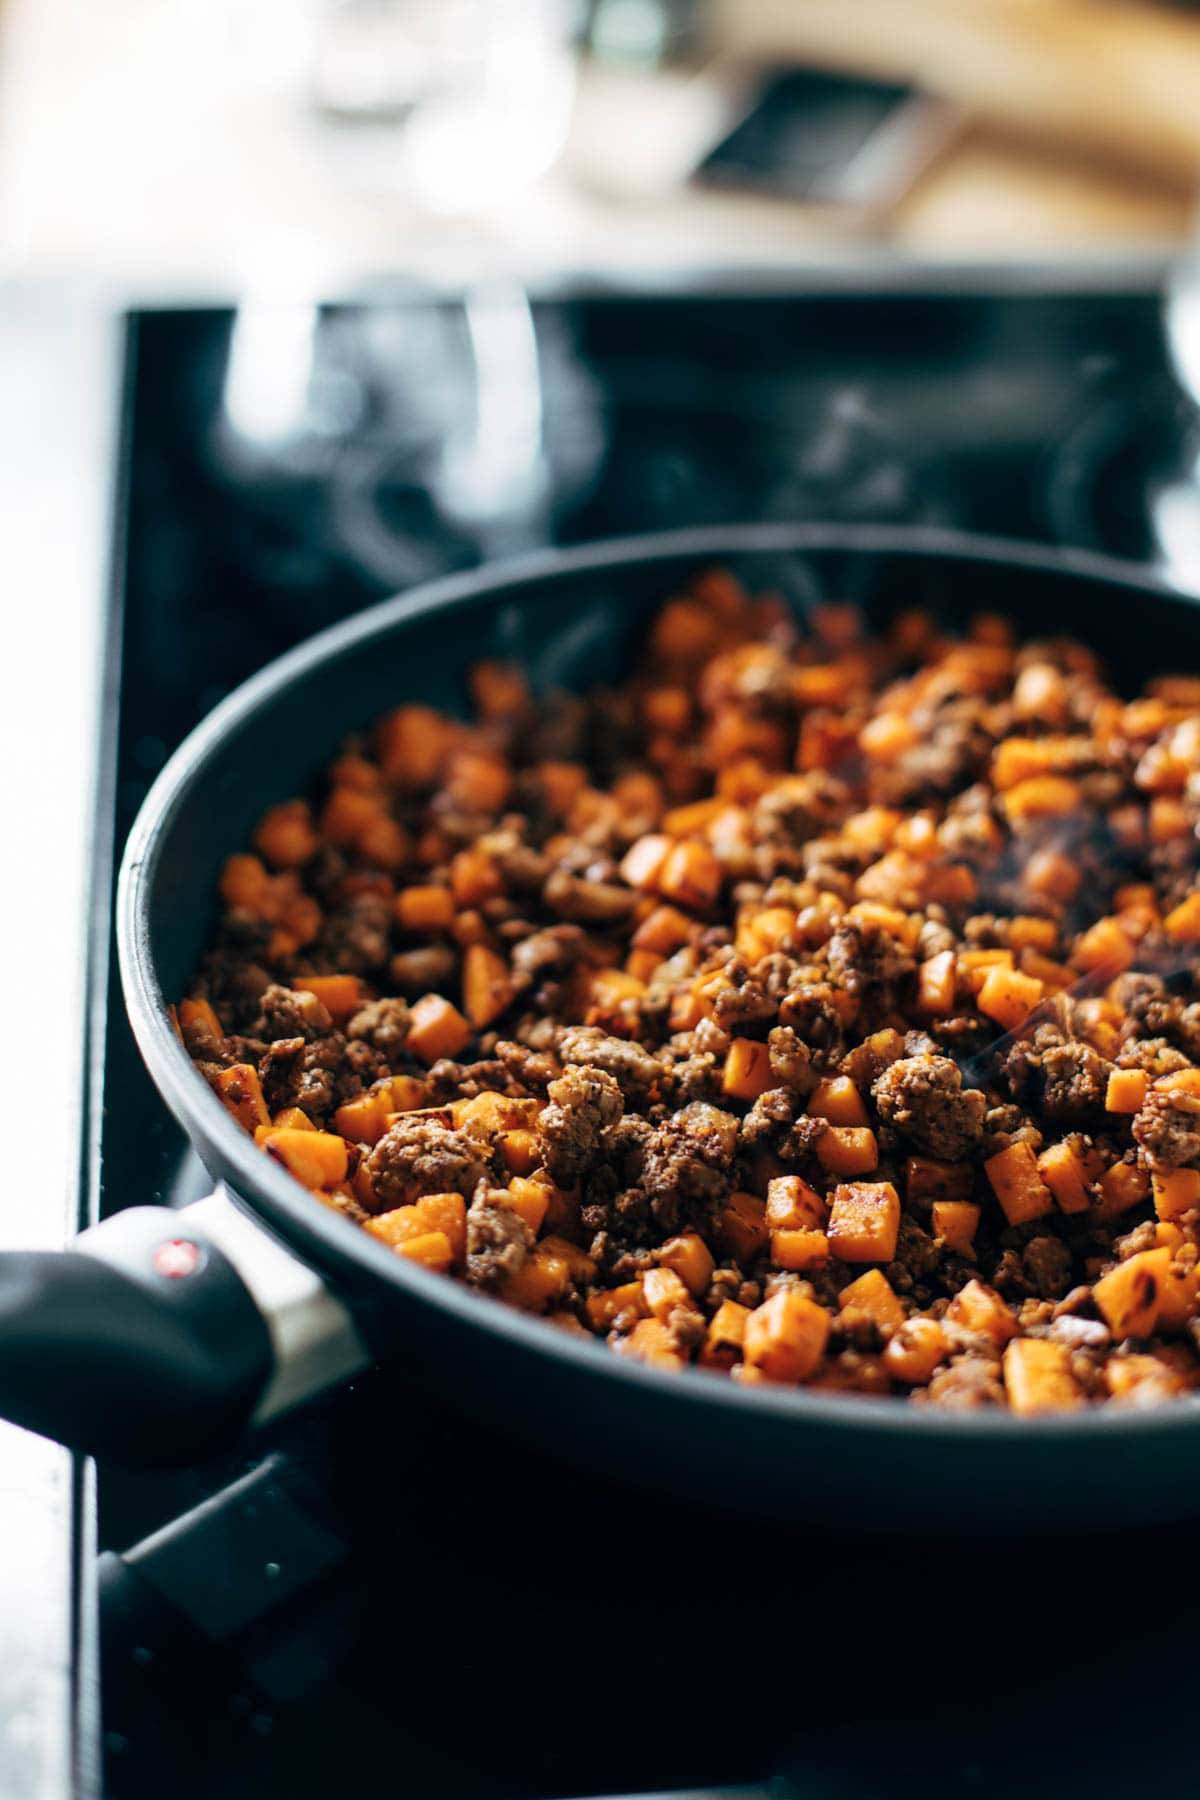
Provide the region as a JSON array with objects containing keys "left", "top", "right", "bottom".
[{"left": 4, "top": 0, "right": 1200, "bottom": 287}]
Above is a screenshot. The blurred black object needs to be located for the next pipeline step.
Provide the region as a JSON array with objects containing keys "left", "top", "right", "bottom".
[
  {"left": 88, "top": 275, "right": 1188, "bottom": 1800},
  {"left": 694, "top": 66, "right": 959, "bottom": 213}
]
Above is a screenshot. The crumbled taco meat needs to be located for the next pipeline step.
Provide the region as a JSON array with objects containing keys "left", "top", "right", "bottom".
[{"left": 178, "top": 568, "right": 1200, "bottom": 1413}]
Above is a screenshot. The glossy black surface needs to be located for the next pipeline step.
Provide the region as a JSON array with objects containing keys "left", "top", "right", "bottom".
[{"left": 96, "top": 287, "right": 1197, "bottom": 1799}]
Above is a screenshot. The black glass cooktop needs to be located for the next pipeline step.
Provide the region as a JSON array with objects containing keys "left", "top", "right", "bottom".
[{"left": 91, "top": 280, "right": 1198, "bottom": 1800}]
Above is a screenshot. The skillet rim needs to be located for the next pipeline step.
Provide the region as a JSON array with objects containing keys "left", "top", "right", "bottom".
[{"left": 117, "top": 521, "right": 1200, "bottom": 1445}]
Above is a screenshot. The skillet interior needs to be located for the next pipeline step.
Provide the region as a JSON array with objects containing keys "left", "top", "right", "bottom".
[{"left": 118, "top": 525, "right": 1200, "bottom": 1531}]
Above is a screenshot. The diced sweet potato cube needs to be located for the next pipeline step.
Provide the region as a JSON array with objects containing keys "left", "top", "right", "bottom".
[
  {"left": 411, "top": 1192, "right": 467, "bottom": 1264},
  {"left": 625, "top": 948, "right": 662, "bottom": 983},
  {"left": 453, "top": 1092, "right": 538, "bottom": 1133},
  {"left": 254, "top": 799, "right": 319, "bottom": 869},
  {"left": 658, "top": 1232, "right": 715, "bottom": 1298},
  {"left": 444, "top": 750, "right": 511, "bottom": 814},
  {"left": 859, "top": 710, "right": 918, "bottom": 761},
  {"left": 386, "top": 1075, "right": 430, "bottom": 1113},
  {"left": 946, "top": 1279, "right": 1018, "bottom": 1345},
  {"left": 884, "top": 1318, "right": 947, "bottom": 1385},
  {"left": 838, "top": 1268, "right": 905, "bottom": 1333},
  {"left": 1106, "top": 1354, "right": 1188, "bottom": 1403},
  {"left": 1002, "top": 775, "right": 1082, "bottom": 824},
  {"left": 827, "top": 1181, "right": 901, "bottom": 1263},
  {"left": 320, "top": 786, "right": 381, "bottom": 849},
  {"left": 462, "top": 942, "right": 514, "bottom": 1030},
  {"left": 295, "top": 975, "right": 363, "bottom": 1025},
  {"left": 771, "top": 1228, "right": 830, "bottom": 1271},
  {"left": 334, "top": 1089, "right": 392, "bottom": 1145},
  {"left": 1156, "top": 1259, "right": 1200, "bottom": 1332},
  {"left": 699, "top": 1299, "right": 750, "bottom": 1370},
  {"left": 1024, "top": 849, "right": 1082, "bottom": 904},
  {"left": 263, "top": 1128, "right": 349, "bottom": 1190},
  {"left": 586, "top": 1281, "right": 649, "bottom": 1331},
  {"left": 1164, "top": 892, "right": 1200, "bottom": 942},
  {"left": 394, "top": 1231, "right": 454, "bottom": 1272},
  {"left": 1106, "top": 1068, "right": 1149, "bottom": 1114},
  {"left": 658, "top": 840, "right": 722, "bottom": 911},
  {"left": 931, "top": 1200, "right": 981, "bottom": 1253},
  {"left": 450, "top": 847, "right": 503, "bottom": 907},
  {"left": 1093, "top": 1247, "right": 1172, "bottom": 1338},
  {"left": 633, "top": 904, "right": 694, "bottom": 955},
  {"left": 376, "top": 705, "right": 450, "bottom": 787},
  {"left": 816, "top": 1127, "right": 879, "bottom": 1177},
  {"left": 469, "top": 659, "right": 528, "bottom": 718},
  {"left": 716, "top": 1191, "right": 769, "bottom": 1264},
  {"left": 977, "top": 966, "right": 1044, "bottom": 1031},
  {"left": 643, "top": 1266, "right": 691, "bottom": 1321},
  {"left": 722, "top": 1037, "right": 773, "bottom": 1101},
  {"left": 984, "top": 1142, "right": 1054, "bottom": 1226},
  {"left": 504, "top": 1176, "right": 552, "bottom": 1237},
  {"left": 1093, "top": 1159, "right": 1150, "bottom": 1219},
  {"left": 272, "top": 1107, "right": 314, "bottom": 1131},
  {"left": 1156, "top": 1068, "right": 1200, "bottom": 1097},
  {"left": 1073, "top": 917, "right": 1136, "bottom": 974},
  {"left": 180, "top": 996, "right": 224, "bottom": 1041},
  {"left": 1037, "top": 1141, "right": 1092, "bottom": 1214},
  {"left": 807, "top": 1076, "right": 869, "bottom": 1128},
  {"left": 406, "top": 994, "right": 472, "bottom": 1064},
  {"left": 620, "top": 834, "right": 672, "bottom": 892},
  {"left": 219, "top": 853, "right": 273, "bottom": 913},
  {"left": 499, "top": 1129, "right": 540, "bottom": 1175},
  {"left": 743, "top": 1290, "right": 830, "bottom": 1383},
  {"left": 915, "top": 950, "right": 956, "bottom": 1016},
  {"left": 213, "top": 1062, "right": 268, "bottom": 1133},
  {"left": 1003, "top": 1339, "right": 1082, "bottom": 1415},
  {"left": 765, "top": 1175, "right": 827, "bottom": 1231},
  {"left": 1007, "top": 916, "right": 1058, "bottom": 953},
  {"left": 1153, "top": 1168, "right": 1200, "bottom": 1221},
  {"left": 617, "top": 1318, "right": 685, "bottom": 1369},
  {"left": 537, "top": 761, "right": 588, "bottom": 815},
  {"left": 503, "top": 1244, "right": 574, "bottom": 1313},
  {"left": 905, "top": 1157, "right": 973, "bottom": 1204},
  {"left": 396, "top": 884, "right": 455, "bottom": 932}
]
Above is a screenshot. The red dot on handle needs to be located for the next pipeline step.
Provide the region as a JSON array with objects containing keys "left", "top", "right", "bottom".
[{"left": 153, "top": 1238, "right": 204, "bottom": 1279}]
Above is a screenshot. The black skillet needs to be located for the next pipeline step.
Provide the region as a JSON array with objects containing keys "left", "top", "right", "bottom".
[{"left": 3, "top": 524, "right": 1199, "bottom": 1533}]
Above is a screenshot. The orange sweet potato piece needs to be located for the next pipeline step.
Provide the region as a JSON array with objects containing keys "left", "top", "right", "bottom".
[
  {"left": 1035, "top": 1141, "right": 1092, "bottom": 1215},
  {"left": 504, "top": 1177, "right": 552, "bottom": 1237},
  {"left": 699, "top": 1299, "right": 750, "bottom": 1370},
  {"left": 915, "top": 950, "right": 956, "bottom": 1016},
  {"left": 883, "top": 1318, "right": 947, "bottom": 1385},
  {"left": 406, "top": 994, "right": 472, "bottom": 1064},
  {"left": 807, "top": 1075, "right": 869, "bottom": 1128},
  {"left": 716, "top": 1191, "right": 769, "bottom": 1264},
  {"left": 263, "top": 1128, "right": 349, "bottom": 1190},
  {"left": 619, "top": 834, "right": 672, "bottom": 892},
  {"left": 396, "top": 884, "right": 455, "bottom": 932},
  {"left": 946, "top": 1279, "right": 1017, "bottom": 1345},
  {"left": 294, "top": 974, "right": 363, "bottom": 1025},
  {"left": 743, "top": 1290, "right": 830, "bottom": 1383},
  {"left": 462, "top": 942, "right": 514, "bottom": 1030},
  {"left": 617, "top": 1318, "right": 686, "bottom": 1369},
  {"left": 213, "top": 1062, "right": 268, "bottom": 1133},
  {"left": 931, "top": 1200, "right": 981, "bottom": 1253},
  {"left": 1073, "top": 917, "right": 1136, "bottom": 974},
  {"left": 1093, "top": 1159, "right": 1150, "bottom": 1220},
  {"left": 1153, "top": 1168, "right": 1200, "bottom": 1221},
  {"left": 450, "top": 847, "right": 503, "bottom": 908},
  {"left": 770, "top": 1228, "right": 830, "bottom": 1271},
  {"left": 333, "top": 1088, "right": 392, "bottom": 1146},
  {"left": 984, "top": 1142, "right": 1054, "bottom": 1226},
  {"left": 1164, "top": 892, "right": 1200, "bottom": 942},
  {"left": 827, "top": 1181, "right": 901, "bottom": 1263},
  {"left": 658, "top": 1233, "right": 715, "bottom": 1298},
  {"left": 254, "top": 799, "right": 319, "bottom": 869},
  {"left": 1106, "top": 1068, "right": 1149, "bottom": 1114},
  {"left": 642, "top": 1266, "right": 692, "bottom": 1322},
  {"left": 1003, "top": 1339, "right": 1082, "bottom": 1415},
  {"left": 838, "top": 1268, "right": 905, "bottom": 1333},
  {"left": 977, "top": 965, "right": 1044, "bottom": 1031},
  {"left": 658, "top": 840, "right": 722, "bottom": 911},
  {"left": 765, "top": 1175, "right": 827, "bottom": 1231},
  {"left": 721, "top": 1037, "right": 773, "bottom": 1102},
  {"left": 180, "top": 995, "right": 224, "bottom": 1042},
  {"left": 815, "top": 1127, "right": 879, "bottom": 1177},
  {"left": 1093, "top": 1247, "right": 1172, "bottom": 1338}
]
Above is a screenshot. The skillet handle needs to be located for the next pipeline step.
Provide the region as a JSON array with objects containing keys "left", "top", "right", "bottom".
[{"left": 0, "top": 1187, "right": 369, "bottom": 1465}]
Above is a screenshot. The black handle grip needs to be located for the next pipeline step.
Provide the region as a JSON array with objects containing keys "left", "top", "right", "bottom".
[{"left": 0, "top": 1208, "right": 273, "bottom": 1464}]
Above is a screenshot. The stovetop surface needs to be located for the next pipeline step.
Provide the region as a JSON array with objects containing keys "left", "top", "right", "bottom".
[{"left": 94, "top": 283, "right": 1197, "bottom": 1800}]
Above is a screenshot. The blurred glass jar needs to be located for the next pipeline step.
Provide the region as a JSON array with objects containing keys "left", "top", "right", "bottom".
[{"left": 309, "top": 0, "right": 579, "bottom": 211}]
